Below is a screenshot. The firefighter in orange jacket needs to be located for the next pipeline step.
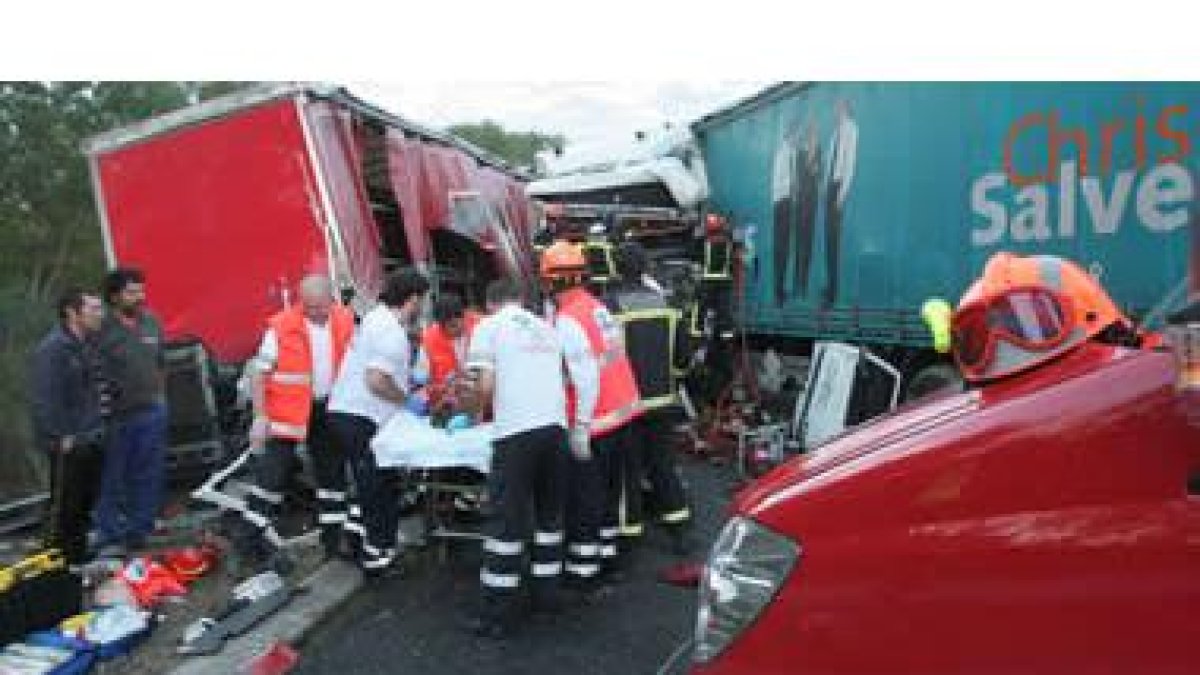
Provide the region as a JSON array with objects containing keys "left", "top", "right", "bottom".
[
  {"left": 416, "top": 293, "right": 481, "bottom": 409},
  {"left": 240, "top": 274, "right": 355, "bottom": 571},
  {"left": 541, "top": 240, "right": 645, "bottom": 589}
]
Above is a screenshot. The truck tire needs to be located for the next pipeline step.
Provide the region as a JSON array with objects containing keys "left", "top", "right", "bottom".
[{"left": 904, "top": 364, "right": 963, "bottom": 402}]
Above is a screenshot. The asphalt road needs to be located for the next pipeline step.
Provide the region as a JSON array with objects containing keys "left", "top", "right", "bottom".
[{"left": 296, "top": 455, "right": 739, "bottom": 675}]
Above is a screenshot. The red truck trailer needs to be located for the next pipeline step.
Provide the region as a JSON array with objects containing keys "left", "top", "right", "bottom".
[
  {"left": 84, "top": 83, "right": 536, "bottom": 365},
  {"left": 83, "top": 84, "right": 537, "bottom": 473}
]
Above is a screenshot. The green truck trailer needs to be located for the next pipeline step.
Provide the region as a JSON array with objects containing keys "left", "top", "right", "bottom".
[{"left": 693, "top": 82, "right": 1195, "bottom": 396}]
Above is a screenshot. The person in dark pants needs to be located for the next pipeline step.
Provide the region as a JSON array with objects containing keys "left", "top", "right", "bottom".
[
  {"left": 31, "top": 288, "right": 107, "bottom": 564},
  {"left": 542, "top": 241, "right": 644, "bottom": 587},
  {"left": 93, "top": 267, "right": 168, "bottom": 556},
  {"left": 793, "top": 118, "right": 822, "bottom": 298},
  {"left": 238, "top": 274, "right": 357, "bottom": 572},
  {"left": 821, "top": 99, "right": 858, "bottom": 309},
  {"left": 465, "top": 278, "right": 574, "bottom": 638},
  {"left": 328, "top": 268, "right": 430, "bottom": 576},
  {"left": 607, "top": 242, "right": 694, "bottom": 555},
  {"left": 771, "top": 126, "right": 799, "bottom": 306}
]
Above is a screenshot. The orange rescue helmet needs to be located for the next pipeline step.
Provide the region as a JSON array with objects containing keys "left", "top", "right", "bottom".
[
  {"left": 952, "top": 252, "right": 1131, "bottom": 383},
  {"left": 539, "top": 239, "right": 587, "bottom": 281}
]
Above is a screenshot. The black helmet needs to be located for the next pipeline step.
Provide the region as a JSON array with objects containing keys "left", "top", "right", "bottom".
[{"left": 613, "top": 241, "right": 649, "bottom": 280}]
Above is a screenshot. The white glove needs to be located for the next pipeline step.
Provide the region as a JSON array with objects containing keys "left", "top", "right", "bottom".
[
  {"left": 569, "top": 425, "right": 592, "bottom": 462},
  {"left": 249, "top": 415, "right": 269, "bottom": 448}
]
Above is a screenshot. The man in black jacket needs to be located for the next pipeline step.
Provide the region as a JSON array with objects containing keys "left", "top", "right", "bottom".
[
  {"left": 31, "top": 287, "right": 107, "bottom": 564},
  {"left": 607, "top": 242, "right": 693, "bottom": 556}
]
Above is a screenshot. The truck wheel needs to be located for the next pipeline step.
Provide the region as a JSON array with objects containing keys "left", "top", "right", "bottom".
[{"left": 904, "top": 364, "right": 963, "bottom": 402}]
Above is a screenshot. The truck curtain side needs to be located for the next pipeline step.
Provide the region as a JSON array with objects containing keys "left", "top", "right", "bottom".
[
  {"left": 694, "top": 82, "right": 1195, "bottom": 373},
  {"left": 84, "top": 84, "right": 535, "bottom": 365}
]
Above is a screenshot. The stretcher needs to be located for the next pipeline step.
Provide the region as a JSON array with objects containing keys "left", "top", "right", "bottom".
[
  {"left": 371, "top": 412, "right": 494, "bottom": 555},
  {"left": 371, "top": 411, "right": 493, "bottom": 474}
]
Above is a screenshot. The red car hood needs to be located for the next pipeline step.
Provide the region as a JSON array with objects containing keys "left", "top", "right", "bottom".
[
  {"left": 733, "top": 343, "right": 1139, "bottom": 519},
  {"left": 734, "top": 389, "right": 980, "bottom": 515}
]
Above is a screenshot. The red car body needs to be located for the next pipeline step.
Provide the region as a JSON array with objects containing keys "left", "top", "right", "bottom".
[{"left": 695, "top": 343, "right": 1200, "bottom": 674}]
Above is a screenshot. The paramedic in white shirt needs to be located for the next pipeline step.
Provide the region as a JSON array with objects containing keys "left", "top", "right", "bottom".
[
  {"left": 822, "top": 98, "right": 858, "bottom": 308},
  {"left": 327, "top": 268, "right": 430, "bottom": 577},
  {"left": 238, "top": 274, "right": 354, "bottom": 572},
  {"left": 465, "top": 278, "right": 599, "bottom": 638}
]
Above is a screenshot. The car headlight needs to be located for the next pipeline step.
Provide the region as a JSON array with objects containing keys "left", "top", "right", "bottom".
[{"left": 694, "top": 516, "right": 800, "bottom": 664}]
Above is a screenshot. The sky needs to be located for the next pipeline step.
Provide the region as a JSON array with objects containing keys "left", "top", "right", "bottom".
[{"left": 347, "top": 81, "right": 770, "bottom": 169}]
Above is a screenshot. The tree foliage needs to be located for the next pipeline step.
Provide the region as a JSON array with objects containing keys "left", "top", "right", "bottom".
[
  {"left": 446, "top": 120, "right": 565, "bottom": 174},
  {"left": 0, "top": 82, "right": 251, "bottom": 302}
]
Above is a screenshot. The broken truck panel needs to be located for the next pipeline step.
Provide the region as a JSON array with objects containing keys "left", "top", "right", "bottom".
[
  {"left": 385, "top": 129, "right": 430, "bottom": 263},
  {"left": 300, "top": 98, "right": 385, "bottom": 302}
]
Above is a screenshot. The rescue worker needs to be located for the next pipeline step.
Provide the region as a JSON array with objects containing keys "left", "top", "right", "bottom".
[
  {"left": 415, "top": 293, "right": 481, "bottom": 410},
  {"left": 607, "top": 242, "right": 693, "bottom": 555},
  {"left": 328, "top": 268, "right": 430, "bottom": 576},
  {"left": 583, "top": 222, "right": 617, "bottom": 295},
  {"left": 951, "top": 252, "right": 1143, "bottom": 385},
  {"left": 541, "top": 240, "right": 644, "bottom": 588},
  {"left": 464, "top": 278, "right": 585, "bottom": 638},
  {"left": 685, "top": 213, "right": 737, "bottom": 407},
  {"left": 239, "top": 274, "right": 356, "bottom": 572},
  {"left": 696, "top": 213, "right": 735, "bottom": 341}
]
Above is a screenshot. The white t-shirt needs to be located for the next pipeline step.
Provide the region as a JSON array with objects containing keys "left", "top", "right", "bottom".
[
  {"left": 328, "top": 304, "right": 412, "bottom": 425},
  {"left": 466, "top": 303, "right": 574, "bottom": 440},
  {"left": 255, "top": 319, "right": 335, "bottom": 399}
]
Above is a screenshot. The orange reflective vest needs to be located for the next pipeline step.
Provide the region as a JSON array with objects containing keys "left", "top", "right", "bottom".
[
  {"left": 263, "top": 305, "right": 354, "bottom": 440},
  {"left": 556, "top": 287, "right": 643, "bottom": 437},
  {"left": 420, "top": 310, "right": 481, "bottom": 392}
]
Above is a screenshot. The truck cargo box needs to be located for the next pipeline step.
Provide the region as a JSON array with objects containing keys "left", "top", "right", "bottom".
[{"left": 694, "top": 82, "right": 1195, "bottom": 348}]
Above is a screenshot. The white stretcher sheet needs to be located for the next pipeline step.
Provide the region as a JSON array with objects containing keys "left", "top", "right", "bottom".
[{"left": 370, "top": 411, "right": 494, "bottom": 473}]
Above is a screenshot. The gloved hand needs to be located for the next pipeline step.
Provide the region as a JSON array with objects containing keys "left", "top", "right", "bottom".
[
  {"left": 249, "top": 416, "right": 269, "bottom": 448},
  {"left": 405, "top": 389, "right": 430, "bottom": 416},
  {"left": 921, "top": 298, "right": 953, "bottom": 354},
  {"left": 446, "top": 413, "right": 473, "bottom": 432},
  {"left": 568, "top": 425, "right": 592, "bottom": 462},
  {"left": 410, "top": 368, "right": 430, "bottom": 389}
]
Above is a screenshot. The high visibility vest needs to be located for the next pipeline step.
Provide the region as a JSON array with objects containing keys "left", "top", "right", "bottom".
[
  {"left": 583, "top": 240, "right": 616, "bottom": 284},
  {"left": 702, "top": 238, "right": 733, "bottom": 281},
  {"left": 420, "top": 311, "right": 481, "bottom": 390},
  {"left": 263, "top": 305, "right": 354, "bottom": 440},
  {"left": 609, "top": 284, "right": 680, "bottom": 412},
  {"left": 557, "top": 287, "right": 643, "bottom": 437}
]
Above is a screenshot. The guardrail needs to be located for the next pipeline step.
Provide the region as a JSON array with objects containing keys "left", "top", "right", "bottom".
[{"left": 0, "top": 492, "right": 48, "bottom": 536}]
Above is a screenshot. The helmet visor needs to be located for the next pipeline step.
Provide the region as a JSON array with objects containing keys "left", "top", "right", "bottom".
[
  {"left": 952, "top": 303, "right": 991, "bottom": 371},
  {"left": 986, "top": 289, "right": 1070, "bottom": 349},
  {"left": 952, "top": 288, "right": 1072, "bottom": 379}
]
